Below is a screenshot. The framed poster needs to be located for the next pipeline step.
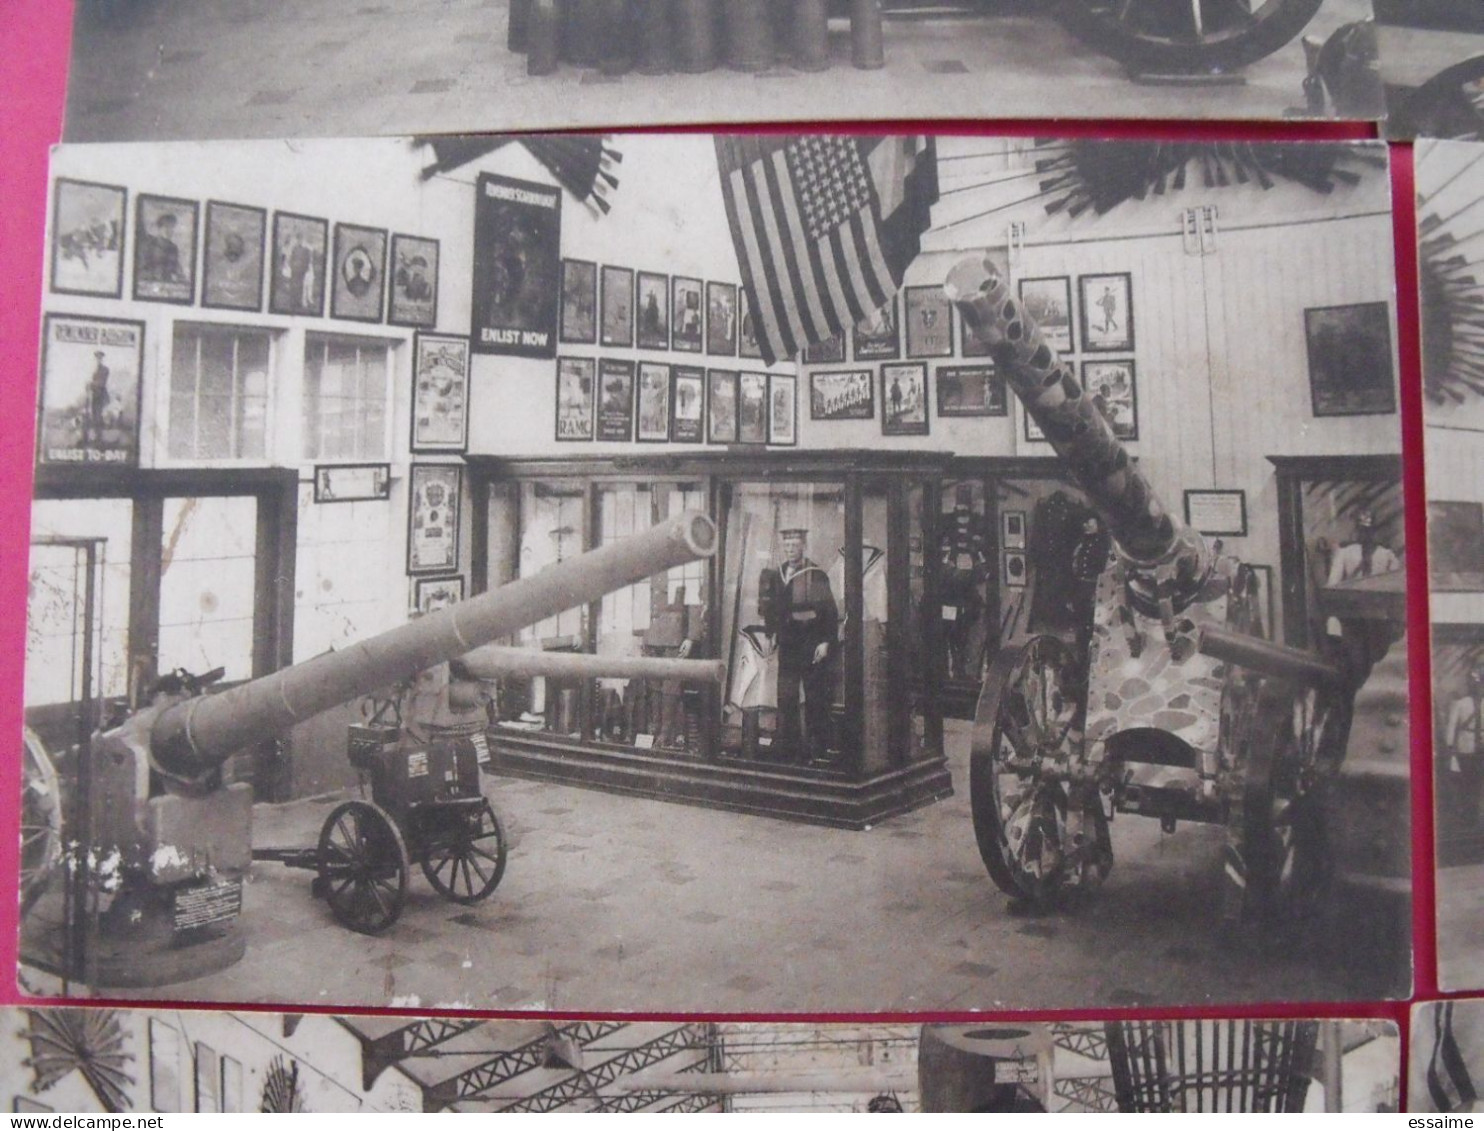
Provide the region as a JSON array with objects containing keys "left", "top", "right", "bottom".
[
  {"left": 853, "top": 298, "right": 900, "bottom": 362},
  {"left": 881, "top": 362, "right": 928, "bottom": 436},
  {"left": 597, "top": 358, "right": 636, "bottom": 442},
  {"left": 637, "top": 362, "right": 672, "bottom": 442},
  {"left": 50, "top": 177, "right": 126, "bottom": 298},
  {"left": 560, "top": 258, "right": 597, "bottom": 344},
  {"left": 1002, "top": 509, "right": 1026, "bottom": 550},
  {"left": 555, "top": 357, "right": 596, "bottom": 441},
  {"left": 388, "top": 233, "right": 440, "bottom": 329},
  {"left": 707, "top": 281, "right": 738, "bottom": 356},
  {"left": 1003, "top": 549, "right": 1028, "bottom": 588},
  {"left": 407, "top": 463, "right": 463, "bottom": 575},
  {"left": 672, "top": 276, "right": 703, "bottom": 353},
  {"left": 904, "top": 285, "right": 953, "bottom": 359},
  {"left": 330, "top": 222, "right": 388, "bottom": 322},
  {"left": 1023, "top": 403, "right": 1046, "bottom": 443},
  {"left": 601, "top": 264, "right": 634, "bottom": 348},
  {"left": 410, "top": 332, "right": 471, "bottom": 453},
  {"left": 201, "top": 201, "right": 266, "bottom": 312},
  {"left": 1183, "top": 489, "right": 1248, "bottom": 537},
  {"left": 414, "top": 575, "right": 465, "bottom": 613},
  {"left": 708, "top": 369, "right": 738, "bottom": 444},
  {"left": 768, "top": 373, "right": 797, "bottom": 446},
  {"left": 313, "top": 463, "right": 392, "bottom": 503},
  {"left": 269, "top": 211, "right": 328, "bottom": 317},
  {"left": 738, "top": 371, "right": 769, "bottom": 444},
  {"left": 133, "top": 193, "right": 198, "bottom": 304},
  {"left": 1081, "top": 359, "right": 1138, "bottom": 441},
  {"left": 960, "top": 316, "right": 993, "bottom": 359},
  {"left": 637, "top": 271, "right": 670, "bottom": 350},
  {"left": 672, "top": 366, "right": 705, "bottom": 442},
  {"left": 471, "top": 172, "right": 561, "bottom": 357},
  {"left": 810, "top": 369, "right": 874, "bottom": 421},
  {"left": 1429, "top": 500, "right": 1484, "bottom": 590},
  {"left": 1018, "top": 276, "right": 1073, "bottom": 353},
  {"left": 1304, "top": 301, "right": 1396, "bottom": 417},
  {"left": 36, "top": 313, "right": 144, "bottom": 468},
  {"left": 936, "top": 364, "right": 1006, "bottom": 417},
  {"left": 801, "top": 335, "right": 845, "bottom": 365},
  {"left": 1079, "top": 272, "right": 1134, "bottom": 352},
  {"left": 738, "top": 288, "right": 763, "bottom": 360}
]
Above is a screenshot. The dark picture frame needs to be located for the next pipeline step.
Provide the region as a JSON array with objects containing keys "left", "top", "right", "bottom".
[
  {"left": 410, "top": 332, "right": 471, "bottom": 454},
  {"left": 1002, "top": 510, "right": 1026, "bottom": 549},
  {"left": 881, "top": 362, "right": 929, "bottom": 436},
  {"left": 597, "top": 358, "right": 636, "bottom": 442},
  {"left": 1304, "top": 301, "right": 1396, "bottom": 417},
  {"left": 471, "top": 172, "right": 561, "bottom": 358},
  {"left": 414, "top": 574, "right": 466, "bottom": 613},
  {"left": 269, "top": 211, "right": 329, "bottom": 317},
  {"left": 737, "top": 289, "right": 764, "bottom": 360},
  {"left": 637, "top": 361, "right": 673, "bottom": 442},
  {"left": 853, "top": 297, "right": 900, "bottom": 362},
  {"left": 672, "top": 276, "right": 703, "bottom": 353},
  {"left": 133, "top": 193, "right": 198, "bottom": 304},
  {"left": 801, "top": 335, "right": 845, "bottom": 365},
  {"left": 559, "top": 258, "right": 598, "bottom": 345},
  {"left": 768, "top": 373, "right": 797, "bottom": 446},
  {"left": 388, "top": 233, "right": 440, "bottom": 329},
  {"left": 810, "top": 369, "right": 874, "bottom": 421},
  {"left": 330, "top": 222, "right": 388, "bottom": 323},
  {"left": 936, "top": 364, "right": 1006, "bottom": 418},
  {"left": 1081, "top": 359, "right": 1138, "bottom": 441},
  {"left": 407, "top": 463, "right": 464, "bottom": 576},
  {"left": 201, "top": 200, "right": 266, "bottom": 312},
  {"left": 600, "top": 264, "right": 634, "bottom": 348},
  {"left": 313, "top": 463, "right": 392, "bottom": 503},
  {"left": 36, "top": 313, "right": 145, "bottom": 468},
  {"left": 708, "top": 369, "right": 738, "bottom": 444},
  {"left": 672, "top": 365, "right": 706, "bottom": 442},
  {"left": 737, "top": 371, "right": 769, "bottom": 445},
  {"left": 904, "top": 285, "right": 954, "bottom": 359},
  {"left": 706, "top": 281, "right": 738, "bottom": 357},
  {"left": 1430, "top": 500, "right": 1484, "bottom": 591},
  {"left": 1003, "top": 549, "right": 1028, "bottom": 589},
  {"left": 1183, "top": 489, "right": 1249, "bottom": 537},
  {"left": 50, "top": 177, "right": 127, "bottom": 299},
  {"left": 555, "top": 357, "right": 596, "bottom": 441},
  {"left": 1079, "top": 272, "right": 1134, "bottom": 353},
  {"left": 637, "top": 271, "right": 670, "bottom": 350},
  {"left": 1018, "top": 276, "right": 1074, "bottom": 353}
]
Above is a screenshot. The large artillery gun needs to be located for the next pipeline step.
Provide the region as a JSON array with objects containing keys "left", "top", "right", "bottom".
[
  {"left": 942, "top": 256, "right": 1403, "bottom": 927},
  {"left": 23, "top": 511, "right": 718, "bottom": 988}
]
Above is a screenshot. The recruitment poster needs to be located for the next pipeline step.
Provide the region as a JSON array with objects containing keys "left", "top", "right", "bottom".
[
  {"left": 471, "top": 172, "right": 561, "bottom": 358},
  {"left": 36, "top": 313, "right": 143, "bottom": 467}
]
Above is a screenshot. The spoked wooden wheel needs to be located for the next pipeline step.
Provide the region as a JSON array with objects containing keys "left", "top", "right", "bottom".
[
  {"left": 1392, "top": 56, "right": 1484, "bottom": 141},
  {"left": 971, "top": 635, "right": 1108, "bottom": 906},
  {"left": 317, "top": 800, "right": 409, "bottom": 935},
  {"left": 419, "top": 799, "right": 509, "bottom": 904},
  {"left": 1058, "top": 0, "right": 1323, "bottom": 73},
  {"left": 20, "top": 728, "right": 63, "bottom": 917}
]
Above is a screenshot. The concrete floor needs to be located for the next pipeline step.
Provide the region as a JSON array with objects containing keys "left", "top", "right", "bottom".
[
  {"left": 1437, "top": 861, "right": 1484, "bottom": 993},
  {"left": 62, "top": 0, "right": 1375, "bottom": 142},
  {"left": 22, "top": 718, "right": 1408, "bottom": 1014}
]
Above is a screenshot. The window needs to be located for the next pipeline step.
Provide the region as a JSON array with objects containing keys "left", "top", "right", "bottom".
[
  {"left": 149, "top": 1018, "right": 181, "bottom": 1112},
  {"left": 303, "top": 332, "right": 391, "bottom": 460},
  {"left": 169, "top": 323, "right": 271, "bottom": 459}
]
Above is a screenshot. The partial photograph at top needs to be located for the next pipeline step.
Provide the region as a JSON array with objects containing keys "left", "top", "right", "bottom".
[
  {"left": 1377, "top": 0, "right": 1484, "bottom": 138},
  {"left": 63, "top": 0, "right": 1382, "bottom": 141}
]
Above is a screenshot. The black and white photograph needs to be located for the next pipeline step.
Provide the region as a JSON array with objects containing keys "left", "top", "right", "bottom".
[
  {"left": 388, "top": 233, "right": 439, "bottom": 329},
  {"left": 49, "top": 177, "right": 125, "bottom": 298},
  {"left": 936, "top": 364, "right": 1006, "bottom": 418},
  {"left": 329, "top": 222, "right": 387, "bottom": 323},
  {"left": 471, "top": 172, "right": 561, "bottom": 358},
  {"left": 413, "top": 575, "right": 465, "bottom": 614},
  {"left": 1081, "top": 358, "right": 1138, "bottom": 440},
  {"left": 672, "top": 276, "right": 703, "bottom": 353},
  {"left": 268, "top": 211, "right": 328, "bottom": 318},
  {"left": 60, "top": 1, "right": 1379, "bottom": 143},
  {"left": 636, "top": 270, "right": 669, "bottom": 350},
  {"left": 707, "top": 281, "right": 737, "bottom": 357},
  {"left": 1411, "top": 1000, "right": 1484, "bottom": 1113},
  {"left": 1078, "top": 271, "right": 1134, "bottom": 352},
  {"left": 1306, "top": 300, "right": 1397, "bottom": 417},
  {"left": 801, "top": 335, "right": 845, "bottom": 366},
  {"left": 559, "top": 257, "right": 597, "bottom": 344},
  {"left": 132, "top": 193, "right": 197, "bottom": 305},
  {"left": 601, "top": 263, "right": 634, "bottom": 348},
  {"left": 411, "top": 332, "right": 471, "bottom": 453},
  {"left": 810, "top": 369, "right": 875, "bottom": 421},
  {"left": 201, "top": 201, "right": 266, "bottom": 312},
  {"left": 17, "top": 135, "right": 1411, "bottom": 1017},
  {"left": 737, "top": 289, "right": 763, "bottom": 360},
  {"left": 853, "top": 298, "right": 900, "bottom": 362},
  {"left": 0, "top": 1007, "right": 1399, "bottom": 1113},
  {"left": 1378, "top": 2, "right": 1484, "bottom": 140},
  {"left": 1018, "top": 276, "right": 1074, "bottom": 353},
  {"left": 1419, "top": 139, "right": 1484, "bottom": 992}
]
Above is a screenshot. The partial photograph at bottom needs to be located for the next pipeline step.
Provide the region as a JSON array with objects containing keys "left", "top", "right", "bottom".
[
  {"left": 1411, "top": 1000, "right": 1484, "bottom": 1113},
  {"left": 0, "top": 1008, "right": 1398, "bottom": 1113}
]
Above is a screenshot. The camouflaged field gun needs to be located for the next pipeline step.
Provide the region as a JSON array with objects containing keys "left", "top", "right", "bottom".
[{"left": 943, "top": 256, "right": 1405, "bottom": 928}]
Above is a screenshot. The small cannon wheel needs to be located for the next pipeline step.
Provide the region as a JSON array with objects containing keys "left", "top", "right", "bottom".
[
  {"left": 971, "top": 635, "right": 1101, "bottom": 906},
  {"left": 20, "top": 728, "right": 63, "bottom": 917},
  {"left": 420, "top": 799, "right": 509, "bottom": 904},
  {"left": 1057, "top": 0, "right": 1322, "bottom": 74},
  {"left": 318, "top": 800, "right": 409, "bottom": 935}
]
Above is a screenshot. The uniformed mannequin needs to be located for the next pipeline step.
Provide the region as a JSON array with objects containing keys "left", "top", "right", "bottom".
[
  {"left": 760, "top": 524, "right": 838, "bottom": 765},
  {"left": 938, "top": 484, "right": 987, "bottom": 681},
  {"left": 1326, "top": 509, "right": 1401, "bottom": 585}
]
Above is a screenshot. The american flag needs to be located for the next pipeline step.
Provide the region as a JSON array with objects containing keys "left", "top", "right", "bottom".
[{"left": 716, "top": 136, "right": 938, "bottom": 366}]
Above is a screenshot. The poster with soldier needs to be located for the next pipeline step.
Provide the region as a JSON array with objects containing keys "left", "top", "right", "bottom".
[
  {"left": 471, "top": 172, "right": 561, "bottom": 358},
  {"left": 132, "top": 193, "right": 198, "bottom": 304},
  {"left": 36, "top": 314, "right": 143, "bottom": 467},
  {"left": 389, "top": 234, "right": 439, "bottom": 328}
]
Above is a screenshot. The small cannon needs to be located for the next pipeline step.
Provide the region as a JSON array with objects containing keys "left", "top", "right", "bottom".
[
  {"left": 31, "top": 511, "right": 717, "bottom": 987},
  {"left": 943, "top": 256, "right": 1399, "bottom": 927}
]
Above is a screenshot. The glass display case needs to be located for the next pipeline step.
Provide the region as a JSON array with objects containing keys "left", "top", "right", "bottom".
[{"left": 468, "top": 452, "right": 953, "bottom": 827}]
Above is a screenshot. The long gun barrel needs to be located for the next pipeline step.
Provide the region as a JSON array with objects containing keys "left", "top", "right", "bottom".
[
  {"left": 460, "top": 645, "right": 725, "bottom": 685},
  {"left": 944, "top": 255, "right": 1209, "bottom": 612},
  {"left": 150, "top": 511, "right": 717, "bottom": 779}
]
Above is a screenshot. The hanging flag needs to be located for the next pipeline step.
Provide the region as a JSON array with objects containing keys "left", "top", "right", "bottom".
[{"left": 716, "top": 136, "right": 938, "bottom": 366}]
